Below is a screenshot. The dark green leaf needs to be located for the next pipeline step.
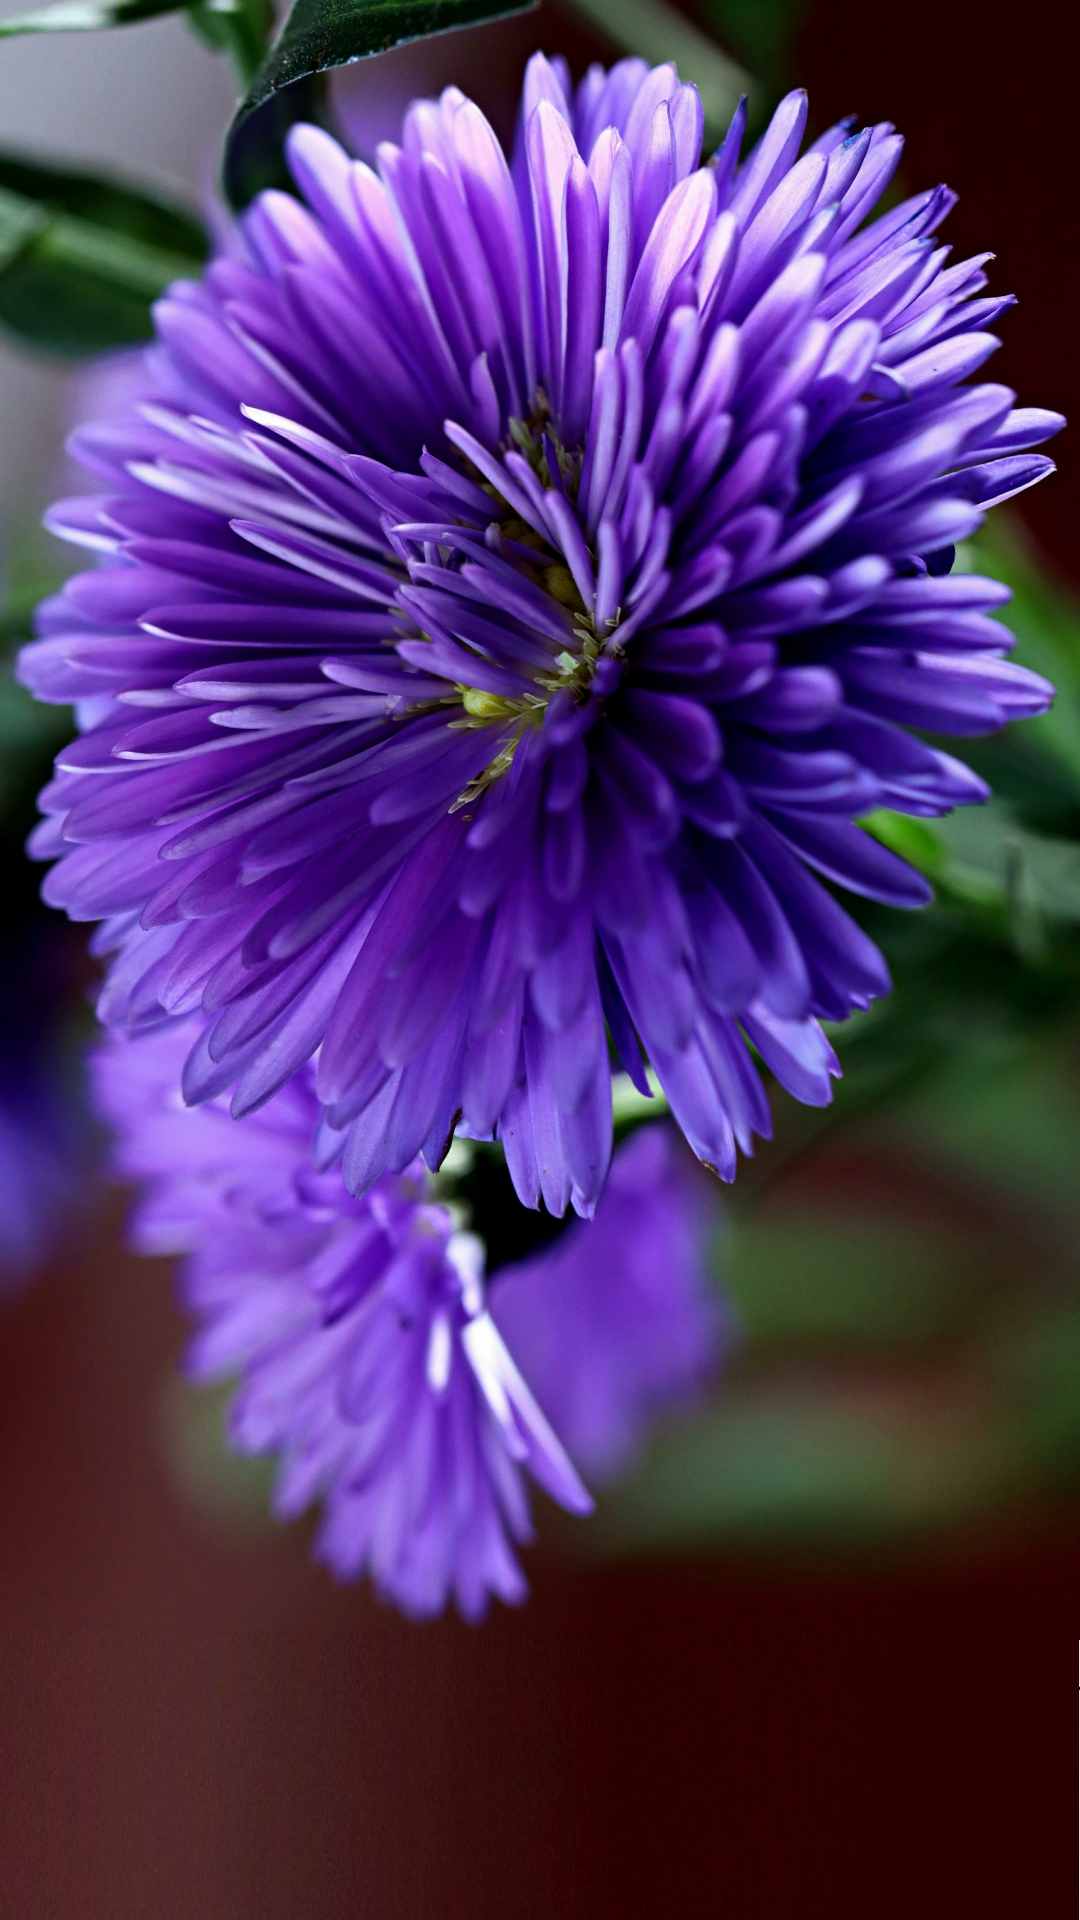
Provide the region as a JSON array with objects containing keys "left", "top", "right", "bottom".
[
  {"left": 0, "top": 0, "right": 184, "bottom": 35},
  {"left": 224, "top": 0, "right": 538, "bottom": 208},
  {"left": 0, "top": 150, "right": 208, "bottom": 354}
]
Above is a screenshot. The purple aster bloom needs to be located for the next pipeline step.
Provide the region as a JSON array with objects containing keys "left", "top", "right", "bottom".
[
  {"left": 24, "top": 59, "right": 1062, "bottom": 1216},
  {"left": 94, "top": 1024, "right": 726, "bottom": 1614},
  {"left": 93, "top": 1019, "right": 593, "bottom": 1618},
  {"left": 493, "top": 1123, "right": 726, "bottom": 1478}
]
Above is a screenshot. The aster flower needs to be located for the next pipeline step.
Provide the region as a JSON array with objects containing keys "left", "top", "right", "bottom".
[
  {"left": 96, "top": 1023, "right": 727, "bottom": 1614},
  {"left": 493, "top": 1123, "right": 726, "bottom": 1477},
  {"left": 25, "top": 58, "right": 1062, "bottom": 1215},
  {"left": 94, "top": 1020, "right": 593, "bottom": 1618}
]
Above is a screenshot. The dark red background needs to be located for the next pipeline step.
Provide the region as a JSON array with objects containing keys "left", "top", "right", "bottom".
[
  {"left": 2, "top": 1, "right": 1075, "bottom": 1911},
  {"left": 3, "top": 1218, "right": 1074, "bottom": 1914}
]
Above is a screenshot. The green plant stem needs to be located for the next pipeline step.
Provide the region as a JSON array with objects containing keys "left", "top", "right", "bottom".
[{"left": 189, "top": 0, "right": 274, "bottom": 92}]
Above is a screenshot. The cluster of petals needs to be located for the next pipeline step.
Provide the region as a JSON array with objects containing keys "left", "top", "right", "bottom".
[
  {"left": 95, "top": 1025, "right": 719, "bottom": 1616},
  {"left": 24, "top": 56, "right": 1061, "bottom": 1215}
]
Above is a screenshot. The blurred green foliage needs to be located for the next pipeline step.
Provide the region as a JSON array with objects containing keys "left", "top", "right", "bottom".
[
  {"left": 0, "top": 0, "right": 189, "bottom": 36},
  {"left": 0, "top": 152, "right": 207, "bottom": 356},
  {"left": 700, "top": 0, "right": 804, "bottom": 101}
]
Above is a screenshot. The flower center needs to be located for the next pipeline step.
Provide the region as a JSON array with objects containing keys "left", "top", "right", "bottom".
[{"left": 438, "top": 400, "right": 612, "bottom": 807}]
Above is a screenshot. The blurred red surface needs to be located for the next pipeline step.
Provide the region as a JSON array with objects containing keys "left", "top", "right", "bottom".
[{"left": 0, "top": 1213, "right": 1073, "bottom": 1917}]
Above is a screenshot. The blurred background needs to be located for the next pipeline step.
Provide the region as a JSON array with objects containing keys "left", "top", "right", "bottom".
[{"left": 0, "top": 0, "right": 1075, "bottom": 1911}]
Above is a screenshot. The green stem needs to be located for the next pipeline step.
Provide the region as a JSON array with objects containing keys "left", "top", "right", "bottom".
[{"left": 188, "top": 0, "right": 273, "bottom": 93}]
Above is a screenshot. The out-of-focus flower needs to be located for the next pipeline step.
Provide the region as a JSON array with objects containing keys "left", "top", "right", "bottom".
[
  {"left": 25, "top": 59, "right": 1061, "bottom": 1216},
  {"left": 94, "top": 1025, "right": 727, "bottom": 1616},
  {"left": 494, "top": 1124, "right": 726, "bottom": 1478},
  {"left": 94, "top": 1022, "right": 591, "bottom": 1618}
]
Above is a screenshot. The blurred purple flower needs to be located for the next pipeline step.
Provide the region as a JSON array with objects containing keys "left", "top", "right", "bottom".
[
  {"left": 494, "top": 1123, "right": 727, "bottom": 1478},
  {"left": 94, "top": 1023, "right": 727, "bottom": 1616},
  {"left": 94, "top": 1021, "right": 590, "bottom": 1618},
  {"left": 24, "top": 59, "right": 1061, "bottom": 1218}
]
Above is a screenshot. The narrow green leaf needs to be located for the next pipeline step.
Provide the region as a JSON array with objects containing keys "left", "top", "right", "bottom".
[
  {"left": 0, "top": 151, "right": 208, "bottom": 355},
  {"left": 224, "top": 0, "right": 538, "bottom": 208},
  {"left": 0, "top": 151, "right": 208, "bottom": 257},
  {"left": 0, "top": 0, "right": 184, "bottom": 33}
]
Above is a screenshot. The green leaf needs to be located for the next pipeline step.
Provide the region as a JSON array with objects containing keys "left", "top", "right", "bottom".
[
  {"left": 0, "top": 151, "right": 208, "bottom": 354},
  {"left": 864, "top": 802, "right": 1080, "bottom": 933},
  {"left": 223, "top": 0, "right": 538, "bottom": 208},
  {"left": 862, "top": 808, "right": 1005, "bottom": 911},
  {"left": 937, "top": 809, "right": 1080, "bottom": 925},
  {"left": 0, "top": 0, "right": 185, "bottom": 34}
]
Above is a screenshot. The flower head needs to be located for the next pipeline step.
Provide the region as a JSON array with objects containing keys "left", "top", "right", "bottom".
[
  {"left": 27, "top": 59, "right": 1062, "bottom": 1214},
  {"left": 94, "top": 1021, "right": 592, "bottom": 1618}
]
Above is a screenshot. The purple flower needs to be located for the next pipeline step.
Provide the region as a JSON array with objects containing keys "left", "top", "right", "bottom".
[
  {"left": 25, "top": 59, "right": 1062, "bottom": 1216},
  {"left": 493, "top": 1123, "right": 726, "bottom": 1478},
  {"left": 95, "top": 1023, "right": 726, "bottom": 1615},
  {"left": 94, "top": 1020, "right": 593, "bottom": 1619}
]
